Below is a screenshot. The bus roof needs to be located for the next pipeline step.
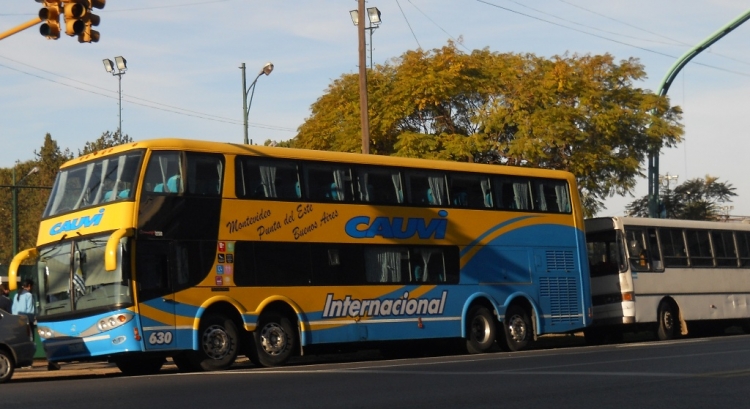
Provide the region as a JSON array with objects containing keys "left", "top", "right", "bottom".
[
  {"left": 586, "top": 216, "right": 750, "bottom": 232},
  {"left": 63, "top": 138, "right": 576, "bottom": 181}
]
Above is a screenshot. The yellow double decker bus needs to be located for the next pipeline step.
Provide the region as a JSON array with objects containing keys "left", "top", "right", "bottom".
[{"left": 10, "top": 139, "right": 591, "bottom": 374}]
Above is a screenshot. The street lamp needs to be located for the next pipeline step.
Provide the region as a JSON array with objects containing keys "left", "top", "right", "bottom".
[
  {"left": 103, "top": 56, "right": 127, "bottom": 136},
  {"left": 349, "top": 6, "right": 382, "bottom": 69},
  {"left": 12, "top": 166, "right": 39, "bottom": 258},
  {"left": 241, "top": 62, "right": 274, "bottom": 145}
]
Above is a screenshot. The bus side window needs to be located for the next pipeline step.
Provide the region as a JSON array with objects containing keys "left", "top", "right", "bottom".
[
  {"left": 355, "top": 167, "right": 402, "bottom": 204},
  {"left": 186, "top": 153, "right": 223, "bottom": 196},
  {"left": 448, "top": 174, "right": 492, "bottom": 209},
  {"left": 406, "top": 172, "right": 447, "bottom": 206}
]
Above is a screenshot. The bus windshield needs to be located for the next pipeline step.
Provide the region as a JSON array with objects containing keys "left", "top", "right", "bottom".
[
  {"left": 44, "top": 151, "right": 143, "bottom": 217},
  {"left": 37, "top": 233, "right": 132, "bottom": 317}
]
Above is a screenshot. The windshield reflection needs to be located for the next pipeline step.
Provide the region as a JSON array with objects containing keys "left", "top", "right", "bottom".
[
  {"left": 38, "top": 234, "right": 132, "bottom": 317},
  {"left": 44, "top": 151, "right": 143, "bottom": 218}
]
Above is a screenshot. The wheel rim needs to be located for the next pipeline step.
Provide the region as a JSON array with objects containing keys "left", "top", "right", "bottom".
[
  {"left": 508, "top": 314, "right": 527, "bottom": 343},
  {"left": 201, "top": 324, "right": 232, "bottom": 360},
  {"left": 470, "top": 314, "right": 491, "bottom": 344},
  {"left": 663, "top": 309, "right": 674, "bottom": 331},
  {"left": 0, "top": 354, "right": 11, "bottom": 380},
  {"left": 260, "top": 322, "right": 288, "bottom": 356}
]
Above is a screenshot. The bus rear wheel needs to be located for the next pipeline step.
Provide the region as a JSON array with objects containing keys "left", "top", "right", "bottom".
[
  {"left": 502, "top": 305, "right": 532, "bottom": 352},
  {"left": 251, "top": 312, "right": 295, "bottom": 367},
  {"left": 191, "top": 313, "right": 239, "bottom": 371},
  {"left": 657, "top": 301, "right": 679, "bottom": 341},
  {"left": 465, "top": 305, "right": 496, "bottom": 354}
]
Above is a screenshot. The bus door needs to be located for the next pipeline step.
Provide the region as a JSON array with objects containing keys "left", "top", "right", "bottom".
[{"left": 136, "top": 240, "right": 178, "bottom": 351}]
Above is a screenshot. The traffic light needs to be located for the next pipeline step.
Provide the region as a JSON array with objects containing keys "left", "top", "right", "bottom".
[
  {"left": 38, "top": 1, "right": 62, "bottom": 40},
  {"left": 62, "top": 0, "right": 105, "bottom": 43}
]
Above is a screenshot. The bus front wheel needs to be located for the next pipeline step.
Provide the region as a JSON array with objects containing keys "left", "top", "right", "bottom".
[
  {"left": 502, "top": 305, "right": 532, "bottom": 352},
  {"left": 465, "top": 305, "right": 496, "bottom": 354},
  {"left": 657, "top": 302, "right": 679, "bottom": 341},
  {"left": 251, "top": 312, "right": 295, "bottom": 367},
  {"left": 192, "top": 313, "right": 239, "bottom": 371}
]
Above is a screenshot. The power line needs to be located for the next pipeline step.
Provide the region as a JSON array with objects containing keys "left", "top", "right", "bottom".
[
  {"left": 0, "top": 56, "right": 296, "bottom": 132},
  {"left": 406, "top": 0, "right": 470, "bottom": 52},
  {"left": 504, "top": 0, "right": 681, "bottom": 47},
  {"left": 556, "top": 0, "right": 750, "bottom": 68},
  {"left": 0, "top": 0, "right": 230, "bottom": 17},
  {"left": 395, "top": 0, "right": 421, "bottom": 49},
  {"left": 476, "top": 0, "right": 750, "bottom": 78}
]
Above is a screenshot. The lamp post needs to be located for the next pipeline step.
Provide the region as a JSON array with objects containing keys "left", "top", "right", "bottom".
[
  {"left": 349, "top": 6, "right": 382, "bottom": 69},
  {"left": 350, "top": 1, "right": 381, "bottom": 154},
  {"left": 102, "top": 56, "right": 128, "bottom": 136},
  {"left": 658, "top": 173, "right": 678, "bottom": 218},
  {"left": 241, "top": 62, "right": 274, "bottom": 145},
  {"left": 11, "top": 166, "right": 39, "bottom": 258}
]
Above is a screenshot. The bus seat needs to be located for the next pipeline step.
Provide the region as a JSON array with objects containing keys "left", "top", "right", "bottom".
[
  {"left": 484, "top": 193, "right": 493, "bottom": 208},
  {"left": 153, "top": 183, "right": 164, "bottom": 192},
  {"left": 118, "top": 189, "right": 130, "bottom": 198},
  {"left": 413, "top": 265, "right": 423, "bottom": 282},
  {"left": 167, "top": 175, "right": 180, "bottom": 192},
  {"left": 295, "top": 181, "right": 301, "bottom": 198},
  {"left": 426, "top": 188, "right": 434, "bottom": 205},
  {"left": 104, "top": 191, "right": 114, "bottom": 201},
  {"left": 453, "top": 191, "right": 467, "bottom": 206},
  {"left": 329, "top": 183, "right": 339, "bottom": 201}
]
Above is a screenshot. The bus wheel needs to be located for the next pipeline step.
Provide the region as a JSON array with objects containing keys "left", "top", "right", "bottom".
[
  {"left": 0, "top": 349, "right": 15, "bottom": 384},
  {"left": 115, "top": 356, "right": 165, "bottom": 376},
  {"left": 465, "top": 305, "right": 496, "bottom": 354},
  {"left": 252, "top": 312, "right": 295, "bottom": 367},
  {"left": 193, "top": 314, "right": 239, "bottom": 371},
  {"left": 503, "top": 305, "right": 532, "bottom": 352},
  {"left": 657, "top": 302, "right": 679, "bottom": 341}
]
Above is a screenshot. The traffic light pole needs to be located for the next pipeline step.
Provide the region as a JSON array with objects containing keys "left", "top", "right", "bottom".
[{"left": 0, "top": 18, "right": 41, "bottom": 41}]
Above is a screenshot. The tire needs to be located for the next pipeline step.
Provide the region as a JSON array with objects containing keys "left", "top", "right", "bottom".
[
  {"left": 190, "top": 314, "right": 239, "bottom": 371},
  {"left": 0, "top": 349, "right": 15, "bottom": 384},
  {"left": 251, "top": 312, "right": 296, "bottom": 367},
  {"left": 656, "top": 301, "right": 679, "bottom": 341},
  {"left": 465, "top": 305, "right": 496, "bottom": 354},
  {"left": 115, "top": 356, "right": 165, "bottom": 376},
  {"left": 502, "top": 305, "right": 533, "bottom": 352}
]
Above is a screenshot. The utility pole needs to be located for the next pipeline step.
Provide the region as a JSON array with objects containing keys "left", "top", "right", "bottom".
[{"left": 357, "top": 0, "right": 370, "bottom": 154}]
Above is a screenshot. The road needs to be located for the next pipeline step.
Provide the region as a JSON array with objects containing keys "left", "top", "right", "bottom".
[{"left": 6, "top": 334, "right": 750, "bottom": 409}]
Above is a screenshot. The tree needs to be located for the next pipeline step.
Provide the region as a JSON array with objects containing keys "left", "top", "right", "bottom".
[
  {"left": 626, "top": 175, "right": 737, "bottom": 220},
  {"left": 79, "top": 130, "right": 132, "bottom": 155},
  {"left": 294, "top": 42, "right": 684, "bottom": 216}
]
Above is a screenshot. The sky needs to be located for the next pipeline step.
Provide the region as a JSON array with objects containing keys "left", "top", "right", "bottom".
[{"left": 1, "top": 0, "right": 749, "bottom": 218}]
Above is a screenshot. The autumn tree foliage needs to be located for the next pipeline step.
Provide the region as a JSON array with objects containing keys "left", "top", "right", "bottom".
[
  {"left": 294, "top": 42, "right": 684, "bottom": 216},
  {"left": 0, "top": 131, "right": 128, "bottom": 264}
]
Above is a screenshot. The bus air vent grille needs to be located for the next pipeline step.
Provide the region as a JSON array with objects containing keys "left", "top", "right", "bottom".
[
  {"left": 539, "top": 277, "right": 579, "bottom": 323},
  {"left": 545, "top": 250, "right": 574, "bottom": 272}
]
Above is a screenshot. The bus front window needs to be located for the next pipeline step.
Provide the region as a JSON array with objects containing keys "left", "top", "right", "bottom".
[
  {"left": 38, "top": 234, "right": 132, "bottom": 317},
  {"left": 44, "top": 151, "right": 143, "bottom": 217}
]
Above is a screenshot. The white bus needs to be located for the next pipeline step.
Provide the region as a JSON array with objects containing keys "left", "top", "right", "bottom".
[{"left": 584, "top": 216, "right": 750, "bottom": 343}]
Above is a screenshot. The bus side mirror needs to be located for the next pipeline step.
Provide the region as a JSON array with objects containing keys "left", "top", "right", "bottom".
[
  {"left": 8, "top": 248, "right": 39, "bottom": 291},
  {"left": 105, "top": 228, "right": 134, "bottom": 272}
]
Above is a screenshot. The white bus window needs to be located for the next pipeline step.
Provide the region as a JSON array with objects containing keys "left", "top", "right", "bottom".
[
  {"left": 712, "top": 231, "right": 738, "bottom": 267},
  {"left": 659, "top": 228, "right": 688, "bottom": 267},
  {"left": 686, "top": 229, "right": 714, "bottom": 267}
]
